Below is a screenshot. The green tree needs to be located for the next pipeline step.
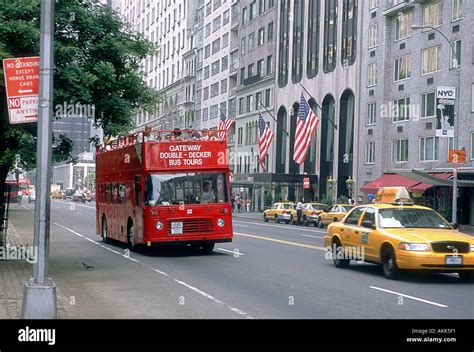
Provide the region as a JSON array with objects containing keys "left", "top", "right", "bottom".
[{"left": 0, "top": 0, "right": 160, "bottom": 212}]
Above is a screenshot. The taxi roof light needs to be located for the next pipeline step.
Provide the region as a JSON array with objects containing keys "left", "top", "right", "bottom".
[{"left": 375, "top": 187, "right": 414, "bottom": 205}]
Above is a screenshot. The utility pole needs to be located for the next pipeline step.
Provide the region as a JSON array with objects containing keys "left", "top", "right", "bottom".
[{"left": 22, "top": 0, "right": 57, "bottom": 319}]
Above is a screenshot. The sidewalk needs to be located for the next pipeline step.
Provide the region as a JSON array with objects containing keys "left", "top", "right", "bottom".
[{"left": 0, "top": 218, "right": 80, "bottom": 319}]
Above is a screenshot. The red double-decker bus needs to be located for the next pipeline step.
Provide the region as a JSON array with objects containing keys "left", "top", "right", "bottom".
[{"left": 95, "top": 130, "right": 233, "bottom": 252}]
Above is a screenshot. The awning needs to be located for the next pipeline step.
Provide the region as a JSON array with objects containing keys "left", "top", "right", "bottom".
[{"left": 360, "top": 174, "right": 422, "bottom": 194}]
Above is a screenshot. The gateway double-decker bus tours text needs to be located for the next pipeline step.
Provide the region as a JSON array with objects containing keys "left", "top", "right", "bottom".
[{"left": 96, "top": 130, "right": 233, "bottom": 252}]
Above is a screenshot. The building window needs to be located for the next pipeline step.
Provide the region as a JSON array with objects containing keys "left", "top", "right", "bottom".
[
  {"left": 211, "top": 60, "right": 220, "bottom": 76},
  {"left": 238, "top": 127, "right": 243, "bottom": 145},
  {"left": 248, "top": 32, "right": 256, "bottom": 52},
  {"left": 419, "top": 137, "right": 439, "bottom": 161},
  {"left": 470, "top": 133, "right": 474, "bottom": 160},
  {"left": 223, "top": 10, "right": 230, "bottom": 24},
  {"left": 267, "top": 55, "right": 273, "bottom": 74},
  {"left": 205, "top": 44, "right": 211, "bottom": 58},
  {"left": 394, "top": 55, "right": 411, "bottom": 82},
  {"left": 452, "top": 0, "right": 463, "bottom": 21},
  {"left": 392, "top": 139, "right": 409, "bottom": 163},
  {"left": 258, "top": 27, "right": 265, "bottom": 46},
  {"left": 341, "top": 0, "right": 357, "bottom": 66},
  {"left": 368, "top": 63, "right": 377, "bottom": 87},
  {"left": 239, "top": 98, "right": 245, "bottom": 115},
  {"left": 265, "top": 88, "right": 272, "bottom": 107},
  {"left": 203, "top": 108, "right": 209, "bottom": 121},
  {"left": 423, "top": 2, "right": 442, "bottom": 29},
  {"left": 368, "top": 23, "right": 378, "bottom": 49},
  {"left": 250, "top": 1, "right": 257, "bottom": 20},
  {"left": 369, "top": 0, "right": 379, "bottom": 9},
  {"left": 323, "top": 0, "right": 337, "bottom": 73},
  {"left": 421, "top": 92, "right": 436, "bottom": 118},
  {"left": 268, "top": 22, "right": 274, "bottom": 41},
  {"left": 259, "top": 0, "right": 265, "bottom": 14},
  {"left": 205, "top": 23, "right": 211, "bottom": 37},
  {"left": 450, "top": 40, "right": 461, "bottom": 68},
  {"left": 257, "top": 59, "right": 264, "bottom": 76},
  {"left": 222, "top": 33, "right": 229, "bottom": 48},
  {"left": 203, "top": 87, "right": 209, "bottom": 100},
  {"left": 367, "top": 102, "right": 376, "bottom": 125},
  {"left": 365, "top": 141, "right": 375, "bottom": 164},
  {"left": 395, "top": 11, "right": 413, "bottom": 41},
  {"left": 248, "top": 63, "right": 254, "bottom": 77},
  {"left": 211, "top": 83, "right": 219, "bottom": 97},
  {"left": 213, "top": 16, "right": 221, "bottom": 32},
  {"left": 221, "top": 56, "right": 228, "bottom": 71},
  {"left": 471, "top": 83, "right": 474, "bottom": 112},
  {"left": 422, "top": 46, "right": 440, "bottom": 74},
  {"left": 278, "top": 0, "right": 290, "bottom": 87},
  {"left": 256, "top": 91, "right": 263, "bottom": 110},
  {"left": 292, "top": 0, "right": 304, "bottom": 83},
  {"left": 241, "top": 38, "right": 246, "bottom": 55},
  {"left": 242, "top": 7, "right": 248, "bottom": 25},
  {"left": 240, "top": 68, "right": 245, "bottom": 84},
  {"left": 307, "top": 0, "right": 320, "bottom": 79},
  {"left": 212, "top": 38, "right": 220, "bottom": 54},
  {"left": 393, "top": 97, "right": 410, "bottom": 122},
  {"left": 204, "top": 66, "right": 210, "bottom": 79}
]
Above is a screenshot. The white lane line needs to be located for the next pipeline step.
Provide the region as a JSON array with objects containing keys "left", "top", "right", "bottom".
[
  {"left": 216, "top": 248, "right": 246, "bottom": 256},
  {"left": 234, "top": 224, "right": 249, "bottom": 228},
  {"left": 77, "top": 212, "right": 83, "bottom": 215},
  {"left": 53, "top": 222, "right": 252, "bottom": 318},
  {"left": 369, "top": 286, "right": 448, "bottom": 308},
  {"left": 301, "top": 234, "right": 325, "bottom": 239},
  {"left": 233, "top": 219, "right": 327, "bottom": 234},
  {"left": 53, "top": 200, "right": 96, "bottom": 210}
]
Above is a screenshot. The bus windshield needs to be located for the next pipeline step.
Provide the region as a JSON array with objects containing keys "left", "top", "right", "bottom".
[{"left": 144, "top": 172, "right": 228, "bottom": 206}]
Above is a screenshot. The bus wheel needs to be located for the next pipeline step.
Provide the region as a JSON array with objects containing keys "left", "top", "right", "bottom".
[
  {"left": 202, "top": 243, "right": 215, "bottom": 253},
  {"left": 127, "top": 221, "right": 136, "bottom": 251},
  {"left": 101, "top": 216, "right": 108, "bottom": 244}
]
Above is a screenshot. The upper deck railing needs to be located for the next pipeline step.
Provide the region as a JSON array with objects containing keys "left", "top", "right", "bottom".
[{"left": 96, "top": 129, "right": 229, "bottom": 155}]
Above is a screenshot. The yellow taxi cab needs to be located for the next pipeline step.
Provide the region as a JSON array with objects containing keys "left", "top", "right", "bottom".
[
  {"left": 263, "top": 202, "right": 295, "bottom": 224},
  {"left": 51, "top": 190, "right": 63, "bottom": 199},
  {"left": 291, "top": 203, "right": 329, "bottom": 226},
  {"left": 324, "top": 187, "right": 474, "bottom": 281},
  {"left": 317, "top": 204, "right": 355, "bottom": 228}
]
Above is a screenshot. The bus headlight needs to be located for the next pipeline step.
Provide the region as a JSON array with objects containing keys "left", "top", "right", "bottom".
[
  {"left": 156, "top": 221, "right": 164, "bottom": 230},
  {"left": 398, "top": 242, "right": 430, "bottom": 251},
  {"left": 217, "top": 218, "right": 225, "bottom": 228}
]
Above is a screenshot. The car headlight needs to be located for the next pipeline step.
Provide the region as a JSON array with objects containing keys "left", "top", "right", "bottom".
[
  {"left": 470, "top": 244, "right": 474, "bottom": 252},
  {"left": 398, "top": 242, "right": 430, "bottom": 251},
  {"left": 155, "top": 221, "right": 163, "bottom": 230},
  {"left": 217, "top": 218, "right": 225, "bottom": 228}
]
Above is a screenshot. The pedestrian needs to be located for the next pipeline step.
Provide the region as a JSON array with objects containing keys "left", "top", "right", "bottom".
[
  {"left": 348, "top": 196, "right": 355, "bottom": 205},
  {"left": 17, "top": 190, "right": 23, "bottom": 206},
  {"left": 231, "top": 193, "right": 235, "bottom": 212},
  {"left": 246, "top": 197, "right": 251, "bottom": 212},
  {"left": 235, "top": 195, "right": 241, "bottom": 213},
  {"left": 296, "top": 199, "right": 304, "bottom": 226}
]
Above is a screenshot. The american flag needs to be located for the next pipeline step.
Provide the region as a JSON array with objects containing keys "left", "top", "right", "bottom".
[
  {"left": 293, "top": 94, "right": 319, "bottom": 165},
  {"left": 218, "top": 111, "right": 234, "bottom": 140},
  {"left": 258, "top": 113, "right": 274, "bottom": 172}
]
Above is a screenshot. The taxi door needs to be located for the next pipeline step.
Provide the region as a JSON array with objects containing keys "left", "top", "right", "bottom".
[
  {"left": 358, "top": 207, "right": 378, "bottom": 261},
  {"left": 267, "top": 203, "right": 278, "bottom": 219},
  {"left": 322, "top": 205, "right": 339, "bottom": 224},
  {"left": 341, "top": 207, "right": 366, "bottom": 249}
]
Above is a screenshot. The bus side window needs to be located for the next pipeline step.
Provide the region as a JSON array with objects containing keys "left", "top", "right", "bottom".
[
  {"left": 112, "top": 184, "right": 117, "bottom": 204},
  {"left": 135, "top": 181, "right": 142, "bottom": 206},
  {"left": 118, "top": 184, "right": 125, "bottom": 205},
  {"left": 106, "top": 184, "right": 111, "bottom": 204}
]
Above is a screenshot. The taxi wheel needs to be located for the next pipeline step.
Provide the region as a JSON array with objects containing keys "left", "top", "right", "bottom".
[
  {"left": 303, "top": 217, "right": 309, "bottom": 226},
  {"left": 332, "top": 240, "right": 350, "bottom": 269},
  {"left": 382, "top": 247, "right": 400, "bottom": 280},
  {"left": 275, "top": 215, "right": 280, "bottom": 223},
  {"left": 263, "top": 214, "right": 269, "bottom": 222},
  {"left": 458, "top": 271, "right": 474, "bottom": 282}
]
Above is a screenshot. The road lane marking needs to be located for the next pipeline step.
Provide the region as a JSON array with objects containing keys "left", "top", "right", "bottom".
[
  {"left": 234, "top": 224, "right": 249, "bottom": 228},
  {"left": 301, "top": 234, "right": 325, "bottom": 239},
  {"left": 369, "top": 286, "right": 448, "bottom": 308},
  {"left": 53, "top": 200, "right": 96, "bottom": 210},
  {"left": 216, "top": 248, "right": 246, "bottom": 256},
  {"left": 235, "top": 232, "right": 326, "bottom": 251},
  {"left": 53, "top": 222, "right": 253, "bottom": 319},
  {"left": 233, "top": 219, "right": 327, "bottom": 234}
]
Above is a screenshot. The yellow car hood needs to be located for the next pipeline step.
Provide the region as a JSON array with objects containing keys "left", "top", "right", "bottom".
[{"left": 380, "top": 228, "right": 474, "bottom": 243}]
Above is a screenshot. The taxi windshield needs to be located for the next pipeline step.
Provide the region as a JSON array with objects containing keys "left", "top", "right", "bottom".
[
  {"left": 378, "top": 208, "right": 451, "bottom": 229},
  {"left": 281, "top": 204, "right": 293, "bottom": 209},
  {"left": 144, "top": 172, "right": 228, "bottom": 206}
]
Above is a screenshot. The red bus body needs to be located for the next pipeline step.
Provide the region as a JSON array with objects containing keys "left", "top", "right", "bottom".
[{"left": 95, "top": 132, "right": 233, "bottom": 248}]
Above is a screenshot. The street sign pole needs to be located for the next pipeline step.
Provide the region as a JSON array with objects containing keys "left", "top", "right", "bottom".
[
  {"left": 22, "top": 0, "right": 57, "bottom": 319},
  {"left": 452, "top": 159, "right": 458, "bottom": 225}
]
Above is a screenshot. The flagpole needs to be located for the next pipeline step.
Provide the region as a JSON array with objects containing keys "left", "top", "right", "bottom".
[
  {"left": 299, "top": 82, "right": 338, "bottom": 130},
  {"left": 255, "top": 96, "right": 289, "bottom": 137}
]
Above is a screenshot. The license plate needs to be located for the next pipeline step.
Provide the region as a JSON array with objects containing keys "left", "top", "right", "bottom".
[
  {"left": 445, "top": 256, "right": 462, "bottom": 266},
  {"left": 171, "top": 222, "right": 183, "bottom": 235}
]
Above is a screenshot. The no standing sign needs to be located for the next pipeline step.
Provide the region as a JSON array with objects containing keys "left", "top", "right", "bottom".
[{"left": 2, "top": 56, "right": 40, "bottom": 124}]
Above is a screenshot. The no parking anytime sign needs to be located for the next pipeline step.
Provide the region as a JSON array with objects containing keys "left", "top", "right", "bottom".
[{"left": 2, "top": 56, "right": 40, "bottom": 124}]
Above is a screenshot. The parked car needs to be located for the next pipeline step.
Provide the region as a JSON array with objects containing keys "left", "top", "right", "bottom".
[
  {"left": 51, "top": 190, "right": 64, "bottom": 199},
  {"left": 28, "top": 191, "right": 36, "bottom": 203},
  {"left": 263, "top": 202, "right": 295, "bottom": 224},
  {"left": 63, "top": 188, "right": 75, "bottom": 200},
  {"left": 72, "top": 191, "right": 86, "bottom": 203}
]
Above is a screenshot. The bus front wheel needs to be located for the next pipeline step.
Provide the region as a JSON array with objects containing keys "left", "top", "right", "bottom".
[{"left": 202, "top": 243, "right": 215, "bottom": 254}]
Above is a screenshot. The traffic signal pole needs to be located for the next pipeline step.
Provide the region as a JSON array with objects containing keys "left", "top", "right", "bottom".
[{"left": 21, "top": 0, "right": 57, "bottom": 319}]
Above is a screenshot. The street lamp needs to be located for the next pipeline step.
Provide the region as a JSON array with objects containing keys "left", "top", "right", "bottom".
[
  {"left": 327, "top": 176, "right": 335, "bottom": 204},
  {"left": 412, "top": 24, "right": 461, "bottom": 225}
]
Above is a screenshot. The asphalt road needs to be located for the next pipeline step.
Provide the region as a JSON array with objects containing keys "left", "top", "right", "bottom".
[{"left": 12, "top": 200, "right": 474, "bottom": 319}]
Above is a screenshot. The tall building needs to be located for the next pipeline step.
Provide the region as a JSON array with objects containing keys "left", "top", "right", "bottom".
[
  {"left": 231, "top": 0, "right": 278, "bottom": 209},
  {"left": 112, "top": 0, "right": 198, "bottom": 131},
  {"left": 269, "top": 0, "right": 361, "bottom": 204},
  {"left": 53, "top": 115, "right": 101, "bottom": 158},
  {"left": 195, "top": 0, "right": 236, "bottom": 131},
  {"left": 356, "top": 0, "right": 474, "bottom": 224}
]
